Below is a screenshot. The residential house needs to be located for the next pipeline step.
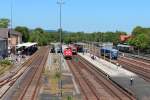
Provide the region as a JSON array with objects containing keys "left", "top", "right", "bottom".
[
  {"left": 8, "top": 29, "right": 22, "bottom": 53},
  {"left": 0, "top": 28, "right": 22, "bottom": 57},
  {"left": 120, "top": 34, "right": 131, "bottom": 42}
]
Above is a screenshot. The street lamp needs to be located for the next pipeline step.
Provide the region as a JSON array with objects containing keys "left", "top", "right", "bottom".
[{"left": 57, "top": 0, "right": 64, "bottom": 97}]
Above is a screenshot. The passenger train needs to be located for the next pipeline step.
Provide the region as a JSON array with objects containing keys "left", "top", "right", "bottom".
[
  {"left": 117, "top": 44, "right": 134, "bottom": 53},
  {"left": 100, "top": 48, "right": 118, "bottom": 60},
  {"left": 62, "top": 45, "right": 72, "bottom": 59},
  {"left": 69, "top": 44, "right": 77, "bottom": 55}
]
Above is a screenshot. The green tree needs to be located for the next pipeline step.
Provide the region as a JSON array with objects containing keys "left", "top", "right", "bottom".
[
  {"left": 34, "top": 28, "right": 44, "bottom": 34},
  {"left": 15, "top": 26, "right": 30, "bottom": 42},
  {"left": 132, "top": 26, "right": 150, "bottom": 37},
  {"left": 134, "top": 34, "right": 149, "bottom": 50},
  {"left": 29, "top": 28, "right": 49, "bottom": 46},
  {"left": 0, "top": 18, "right": 10, "bottom": 28},
  {"left": 61, "top": 31, "right": 126, "bottom": 44},
  {"left": 127, "top": 38, "right": 136, "bottom": 46},
  {"left": 131, "top": 26, "right": 150, "bottom": 50},
  {"left": 48, "top": 32, "right": 59, "bottom": 42}
]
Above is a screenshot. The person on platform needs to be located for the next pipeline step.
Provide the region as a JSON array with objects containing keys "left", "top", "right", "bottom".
[
  {"left": 130, "top": 76, "right": 134, "bottom": 86},
  {"left": 82, "top": 49, "right": 84, "bottom": 55},
  {"left": 91, "top": 55, "right": 95, "bottom": 60}
]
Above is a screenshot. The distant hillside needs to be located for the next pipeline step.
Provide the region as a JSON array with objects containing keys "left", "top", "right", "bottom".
[
  {"left": 45, "top": 30, "right": 72, "bottom": 33},
  {"left": 45, "top": 30, "right": 57, "bottom": 32}
]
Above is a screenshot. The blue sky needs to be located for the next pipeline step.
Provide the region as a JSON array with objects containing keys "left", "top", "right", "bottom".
[{"left": 0, "top": 0, "right": 150, "bottom": 33}]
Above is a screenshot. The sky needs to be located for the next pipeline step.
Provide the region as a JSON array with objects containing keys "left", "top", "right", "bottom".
[{"left": 0, "top": 0, "right": 150, "bottom": 33}]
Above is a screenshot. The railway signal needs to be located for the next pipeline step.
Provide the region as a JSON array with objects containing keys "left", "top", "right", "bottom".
[{"left": 74, "top": 57, "right": 79, "bottom": 63}]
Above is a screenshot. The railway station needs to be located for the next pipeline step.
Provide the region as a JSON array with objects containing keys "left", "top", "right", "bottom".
[
  {"left": 1, "top": 0, "right": 150, "bottom": 100},
  {"left": 1, "top": 43, "right": 150, "bottom": 100}
]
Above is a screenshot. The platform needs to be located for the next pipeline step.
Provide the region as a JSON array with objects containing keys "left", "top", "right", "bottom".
[{"left": 78, "top": 53, "right": 150, "bottom": 100}]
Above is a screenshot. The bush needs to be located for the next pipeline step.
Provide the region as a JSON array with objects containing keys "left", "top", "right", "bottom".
[
  {"left": 54, "top": 71, "right": 61, "bottom": 80},
  {"left": 0, "top": 60, "right": 11, "bottom": 66}
]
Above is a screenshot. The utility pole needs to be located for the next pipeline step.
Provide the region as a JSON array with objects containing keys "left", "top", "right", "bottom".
[
  {"left": 11, "top": 0, "right": 13, "bottom": 31},
  {"left": 57, "top": 0, "right": 64, "bottom": 98},
  {"left": 8, "top": 0, "right": 13, "bottom": 55}
]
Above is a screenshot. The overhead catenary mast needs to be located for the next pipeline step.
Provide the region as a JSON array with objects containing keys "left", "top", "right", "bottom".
[
  {"left": 8, "top": 0, "right": 13, "bottom": 55},
  {"left": 57, "top": 0, "right": 65, "bottom": 97},
  {"left": 10, "top": 0, "right": 13, "bottom": 31}
]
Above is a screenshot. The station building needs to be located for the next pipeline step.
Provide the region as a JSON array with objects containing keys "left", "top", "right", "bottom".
[{"left": 0, "top": 28, "right": 22, "bottom": 58}]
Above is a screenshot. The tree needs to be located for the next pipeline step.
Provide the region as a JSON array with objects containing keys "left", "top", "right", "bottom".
[
  {"left": 132, "top": 26, "right": 150, "bottom": 37},
  {"left": 15, "top": 26, "right": 30, "bottom": 42},
  {"left": 34, "top": 28, "right": 44, "bottom": 34},
  {"left": 61, "top": 31, "right": 127, "bottom": 44},
  {"left": 134, "top": 34, "right": 149, "bottom": 50},
  {"left": 128, "top": 33, "right": 150, "bottom": 55},
  {"left": 127, "top": 38, "right": 136, "bottom": 46},
  {"left": 131, "top": 26, "right": 150, "bottom": 51},
  {"left": 48, "top": 32, "right": 59, "bottom": 42},
  {"left": 29, "top": 28, "right": 49, "bottom": 46},
  {"left": 0, "top": 18, "right": 10, "bottom": 28}
]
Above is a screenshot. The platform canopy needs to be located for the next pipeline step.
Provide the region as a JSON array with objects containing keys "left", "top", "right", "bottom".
[
  {"left": 16, "top": 42, "right": 37, "bottom": 49},
  {"left": 117, "top": 44, "right": 131, "bottom": 48}
]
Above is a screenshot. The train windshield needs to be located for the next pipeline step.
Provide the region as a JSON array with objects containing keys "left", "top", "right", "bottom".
[
  {"left": 112, "top": 50, "right": 118, "bottom": 54},
  {"left": 66, "top": 48, "right": 71, "bottom": 50},
  {"left": 72, "top": 49, "right": 76, "bottom": 51}
]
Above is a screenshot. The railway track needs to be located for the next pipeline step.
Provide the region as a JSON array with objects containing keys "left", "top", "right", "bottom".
[
  {"left": 0, "top": 49, "right": 43, "bottom": 98},
  {"left": 0, "top": 47, "right": 49, "bottom": 100},
  {"left": 118, "top": 56, "right": 150, "bottom": 82},
  {"left": 0, "top": 47, "right": 42, "bottom": 86},
  {"left": 87, "top": 46, "right": 150, "bottom": 82},
  {"left": 86, "top": 44, "right": 150, "bottom": 82},
  {"left": 67, "top": 55, "right": 136, "bottom": 100},
  {"left": 133, "top": 56, "right": 150, "bottom": 63},
  {"left": 119, "top": 52, "right": 150, "bottom": 63}
]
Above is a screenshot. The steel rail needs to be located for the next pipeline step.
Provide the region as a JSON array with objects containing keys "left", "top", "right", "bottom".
[{"left": 77, "top": 54, "right": 136, "bottom": 100}]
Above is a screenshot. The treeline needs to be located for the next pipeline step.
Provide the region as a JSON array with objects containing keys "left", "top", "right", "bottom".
[
  {"left": 15, "top": 27, "right": 59, "bottom": 46},
  {"left": 63, "top": 31, "right": 126, "bottom": 45},
  {"left": 0, "top": 18, "right": 150, "bottom": 51},
  {"left": 15, "top": 26, "right": 150, "bottom": 52},
  {"left": 14, "top": 27, "right": 126, "bottom": 46},
  {"left": 0, "top": 18, "right": 59, "bottom": 46}
]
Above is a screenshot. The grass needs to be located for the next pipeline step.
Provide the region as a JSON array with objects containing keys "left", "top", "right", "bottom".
[
  {"left": 43, "top": 68, "right": 60, "bottom": 94},
  {"left": 0, "top": 59, "right": 11, "bottom": 66},
  {"left": 42, "top": 54, "right": 76, "bottom": 100},
  {"left": 50, "top": 76, "right": 59, "bottom": 94},
  {"left": 0, "top": 59, "right": 12, "bottom": 75},
  {"left": 49, "top": 65, "right": 74, "bottom": 99},
  {"left": 0, "top": 65, "right": 12, "bottom": 75}
]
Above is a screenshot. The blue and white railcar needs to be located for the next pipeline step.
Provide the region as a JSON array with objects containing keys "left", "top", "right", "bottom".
[
  {"left": 100, "top": 48, "right": 118, "bottom": 60},
  {"left": 117, "top": 44, "right": 134, "bottom": 53}
]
